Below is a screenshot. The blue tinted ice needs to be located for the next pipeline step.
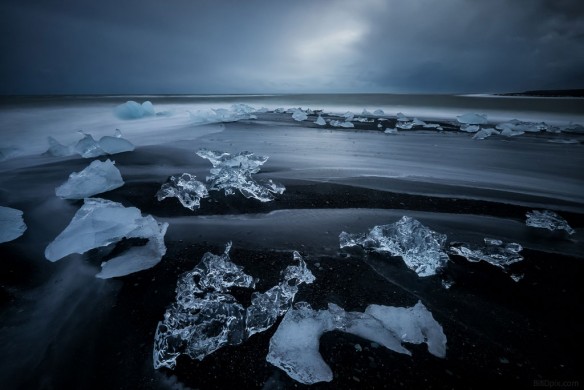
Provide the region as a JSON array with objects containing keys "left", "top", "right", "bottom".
[
  {"left": 45, "top": 130, "right": 134, "bottom": 158},
  {"left": 457, "top": 113, "right": 488, "bottom": 125},
  {"left": 114, "top": 100, "right": 155, "bottom": 119},
  {"left": 0, "top": 206, "right": 27, "bottom": 244},
  {"left": 55, "top": 159, "right": 124, "bottom": 199},
  {"left": 526, "top": 210, "right": 575, "bottom": 235},
  {"left": 339, "top": 216, "right": 449, "bottom": 277},
  {"left": 196, "top": 149, "right": 285, "bottom": 202},
  {"left": 156, "top": 173, "right": 209, "bottom": 210},
  {"left": 44, "top": 198, "right": 168, "bottom": 278},
  {"left": 153, "top": 245, "right": 314, "bottom": 369},
  {"left": 189, "top": 104, "right": 257, "bottom": 124},
  {"left": 292, "top": 109, "right": 308, "bottom": 121},
  {"left": 266, "top": 301, "right": 446, "bottom": 384}
]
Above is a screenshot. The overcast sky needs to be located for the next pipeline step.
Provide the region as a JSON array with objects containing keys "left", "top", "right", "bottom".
[{"left": 1, "top": 0, "right": 583, "bottom": 94}]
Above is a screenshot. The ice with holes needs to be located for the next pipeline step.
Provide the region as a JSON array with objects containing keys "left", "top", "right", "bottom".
[
  {"left": 339, "top": 216, "right": 449, "bottom": 277},
  {"left": 196, "top": 149, "right": 285, "bottom": 202},
  {"left": 55, "top": 159, "right": 124, "bottom": 199},
  {"left": 156, "top": 173, "right": 209, "bottom": 210},
  {"left": 0, "top": 206, "right": 27, "bottom": 244},
  {"left": 266, "top": 300, "right": 446, "bottom": 384},
  {"left": 448, "top": 238, "right": 524, "bottom": 278},
  {"left": 153, "top": 243, "right": 314, "bottom": 369},
  {"left": 44, "top": 198, "right": 168, "bottom": 278},
  {"left": 526, "top": 210, "right": 575, "bottom": 235}
]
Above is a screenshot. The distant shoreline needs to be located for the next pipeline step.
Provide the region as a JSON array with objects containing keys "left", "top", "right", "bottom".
[{"left": 495, "top": 89, "right": 584, "bottom": 98}]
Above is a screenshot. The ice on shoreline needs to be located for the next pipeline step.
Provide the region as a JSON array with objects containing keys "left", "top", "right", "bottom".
[
  {"left": 292, "top": 109, "right": 308, "bottom": 122},
  {"left": 339, "top": 216, "right": 449, "bottom": 277},
  {"left": 330, "top": 120, "right": 354, "bottom": 128},
  {"left": 196, "top": 149, "right": 285, "bottom": 202},
  {"left": 44, "top": 198, "right": 168, "bottom": 278},
  {"left": 55, "top": 159, "right": 124, "bottom": 199},
  {"left": 457, "top": 113, "right": 488, "bottom": 125},
  {"left": 45, "top": 130, "right": 135, "bottom": 158},
  {"left": 472, "top": 128, "right": 500, "bottom": 140},
  {"left": 0, "top": 206, "right": 27, "bottom": 243},
  {"left": 190, "top": 104, "right": 257, "bottom": 124},
  {"left": 526, "top": 210, "right": 575, "bottom": 235},
  {"left": 153, "top": 244, "right": 314, "bottom": 369},
  {"left": 448, "top": 238, "right": 523, "bottom": 279},
  {"left": 267, "top": 301, "right": 446, "bottom": 384},
  {"left": 114, "top": 100, "right": 155, "bottom": 119},
  {"left": 314, "top": 115, "right": 326, "bottom": 126},
  {"left": 156, "top": 173, "right": 209, "bottom": 210}
]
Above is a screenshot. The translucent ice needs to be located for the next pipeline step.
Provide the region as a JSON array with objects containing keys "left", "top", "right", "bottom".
[
  {"left": 339, "top": 216, "right": 449, "bottom": 277},
  {"left": 0, "top": 206, "right": 27, "bottom": 244},
  {"left": 384, "top": 128, "right": 398, "bottom": 134},
  {"left": 373, "top": 109, "right": 385, "bottom": 116},
  {"left": 153, "top": 245, "right": 313, "bottom": 369},
  {"left": 45, "top": 130, "right": 134, "bottom": 158},
  {"left": 44, "top": 198, "right": 168, "bottom": 278},
  {"left": 448, "top": 238, "right": 523, "bottom": 277},
  {"left": 114, "top": 100, "right": 155, "bottom": 119},
  {"left": 472, "top": 128, "right": 500, "bottom": 140},
  {"left": 459, "top": 124, "right": 480, "bottom": 133},
  {"left": 245, "top": 251, "right": 315, "bottom": 337},
  {"left": 196, "top": 149, "right": 285, "bottom": 202},
  {"left": 55, "top": 159, "right": 124, "bottom": 199},
  {"left": 314, "top": 115, "right": 326, "bottom": 126},
  {"left": 329, "top": 120, "right": 354, "bottom": 128},
  {"left": 457, "top": 113, "right": 488, "bottom": 125},
  {"left": 190, "top": 104, "right": 257, "bottom": 124},
  {"left": 396, "top": 112, "right": 410, "bottom": 122},
  {"left": 156, "top": 173, "right": 209, "bottom": 210},
  {"left": 496, "top": 119, "right": 547, "bottom": 133},
  {"left": 526, "top": 210, "right": 575, "bottom": 235},
  {"left": 500, "top": 128, "right": 524, "bottom": 137},
  {"left": 267, "top": 301, "right": 446, "bottom": 384},
  {"left": 292, "top": 110, "right": 308, "bottom": 122},
  {"left": 395, "top": 113, "right": 413, "bottom": 129},
  {"left": 361, "top": 109, "right": 372, "bottom": 116},
  {"left": 343, "top": 111, "right": 355, "bottom": 121}
]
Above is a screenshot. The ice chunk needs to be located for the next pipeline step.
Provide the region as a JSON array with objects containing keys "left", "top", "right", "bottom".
[
  {"left": 153, "top": 245, "right": 313, "bottom": 369},
  {"left": 314, "top": 115, "right": 326, "bottom": 126},
  {"left": 361, "top": 109, "right": 372, "bottom": 116},
  {"left": 373, "top": 109, "right": 385, "bottom": 115},
  {"left": 190, "top": 104, "right": 257, "bottom": 124},
  {"left": 55, "top": 159, "right": 124, "bottom": 199},
  {"left": 0, "top": 206, "right": 27, "bottom": 243},
  {"left": 196, "top": 149, "right": 285, "bottom": 202},
  {"left": 343, "top": 111, "right": 355, "bottom": 121},
  {"left": 396, "top": 121, "right": 413, "bottom": 130},
  {"left": 472, "top": 128, "right": 500, "bottom": 140},
  {"left": 457, "top": 113, "right": 488, "bottom": 125},
  {"left": 396, "top": 112, "right": 410, "bottom": 122},
  {"left": 448, "top": 238, "right": 523, "bottom": 277},
  {"left": 245, "top": 251, "right": 315, "bottom": 337},
  {"left": 496, "top": 119, "right": 547, "bottom": 133},
  {"left": 500, "top": 128, "right": 524, "bottom": 137},
  {"left": 339, "top": 216, "right": 449, "bottom": 277},
  {"left": 45, "top": 131, "right": 134, "bottom": 158},
  {"left": 384, "top": 128, "right": 398, "bottom": 135},
  {"left": 156, "top": 173, "right": 209, "bottom": 210},
  {"left": 114, "top": 100, "right": 155, "bottom": 119},
  {"left": 267, "top": 301, "right": 446, "bottom": 384},
  {"left": 459, "top": 124, "right": 480, "bottom": 133},
  {"left": 526, "top": 210, "right": 575, "bottom": 235},
  {"left": 292, "top": 110, "right": 308, "bottom": 122},
  {"left": 412, "top": 118, "right": 427, "bottom": 126},
  {"left": 44, "top": 198, "right": 168, "bottom": 277},
  {"left": 329, "top": 120, "right": 354, "bottom": 128}
]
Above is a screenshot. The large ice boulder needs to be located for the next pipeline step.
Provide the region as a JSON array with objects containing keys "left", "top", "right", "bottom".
[
  {"left": 44, "top": 198, "right": 168, "bottom": 278},
  {"left": 114, "top": 101, "right": 155, "bottom": 119},
  {"left": 55, "top": 159, "right": 124, "bottom": 199},
  {"left": 0, "top": 206, "right": 27, "bottom": 243}
]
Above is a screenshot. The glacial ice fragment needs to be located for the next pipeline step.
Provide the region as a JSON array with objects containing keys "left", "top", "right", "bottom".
[
  {"left": 496, "top": 119, "right": 547, "bottom": 133},
  {"left": 45, "top": 130, "right": 134, "bottom": 158},
  {"left": 189, "top": 104, "right": 257, "bottom": 124},
  {"left": 153, "top": 245, "right": 314, "bottom": 369},
  {"left": 339, "top": 216, "right": 449, "bottom": 277},
  {"left": 329, "top": 120, "right": 354, "bottom": 128},
  {"left": 196, "top": 149, "right": 285, "bottom": 202},
  {"left": 245, "top": 251, "right": 315, "bottom": 337},
  {"left": 292, "top": 110, "right": 308, "bottom": 122},
  {"left": 44, "top": 198, "right": 168, "bottom": 278},
  {"left": 456, "top": 113, "right": 488, "bottom": 125},
  {"left": 0, "top": 206, "right": 27, "bottom": 244},
  {"left": 343, "top": 111, "right": 355, "bottom": 121},
  {"left": 266, "top": 301, "right": 446, "bottom": 384},
  {"left": 55, "top": 159, "right": 124, "bottom": 199},
  {"left": 396, "top": 112, "right": 410, "bottom": 122},
  {"left": 114, "top": 100, "right": 155, "bottom": 119},
  {"left": 373, "top": 109, "right": 385, "bottom": 116},
  {"left": 472, "top": 128, "right": 500, "bottom": 140},
  {"left": 459, "top": 124, "right": 480, "bottom": 133},
  {"left": 156, "top": 173, "right": 209, "bottom": 210},
  {"left": 314, "top": 115, "right": 326, "bottom": 126},
  {"left": 526, "top": 210, "right": 575, "bottom": 235},
  {"left": 448, "top": 238, "right": 523, "bottom": 278},
  {"left": 384, "top": 128, "right": 398, "bottom": 135}
]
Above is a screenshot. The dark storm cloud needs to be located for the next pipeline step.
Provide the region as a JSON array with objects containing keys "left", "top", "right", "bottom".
[{"left": 0, "top": 0, "right": 582, "bottom": 94}]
